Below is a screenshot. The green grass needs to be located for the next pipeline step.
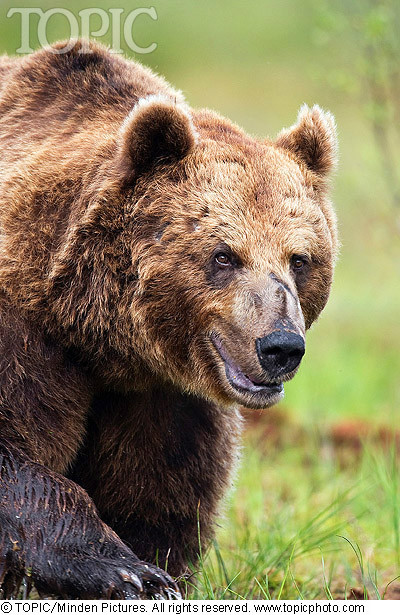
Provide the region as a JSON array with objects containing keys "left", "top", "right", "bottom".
[{"left": 184, "top": 425, "right": 400, "bottom": 599}]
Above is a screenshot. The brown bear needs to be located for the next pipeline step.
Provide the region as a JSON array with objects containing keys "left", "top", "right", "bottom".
[{"left": 0, "top": 40, "right": 337, "bottom": 599}]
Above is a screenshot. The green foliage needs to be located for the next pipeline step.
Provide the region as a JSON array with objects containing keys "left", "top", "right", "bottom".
[
  {"left": 313, "top": 0, "right": 400, "bottom": 208},
  {"left": 190, "top": 432, "right": 400, "bottom": 599}
]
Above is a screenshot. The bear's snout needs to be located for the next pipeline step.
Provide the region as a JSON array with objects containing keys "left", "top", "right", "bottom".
[{"left": 256, "top": 329, "right": 305, "bottom": 378}]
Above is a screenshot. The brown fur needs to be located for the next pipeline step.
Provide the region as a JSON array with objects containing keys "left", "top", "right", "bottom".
[{"left": 0, "top": 40, "right": 337, "bottom": 598}]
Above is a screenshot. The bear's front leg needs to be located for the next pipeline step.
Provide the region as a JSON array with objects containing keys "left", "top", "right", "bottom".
[
  {"left": 0, "top": 441, "right": 180, "bottom": 599},
  {"left": 69, "top": 388, "right": 243, "bottom": 578},
  {"left": 0, "top": 300, "right": 180, "bottom": 599}
]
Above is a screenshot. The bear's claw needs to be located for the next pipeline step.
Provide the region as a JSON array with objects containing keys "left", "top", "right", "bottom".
[
  {"left": 134, "top": 561, "right": 181, "bottom": 600},
  {"left": 118, "top": 569, "right": 143, "bottom": 593}
]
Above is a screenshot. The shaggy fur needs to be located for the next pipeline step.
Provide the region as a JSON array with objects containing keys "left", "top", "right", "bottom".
[{"left": 0, "top": 40, "right": 337, "bottom": 599}]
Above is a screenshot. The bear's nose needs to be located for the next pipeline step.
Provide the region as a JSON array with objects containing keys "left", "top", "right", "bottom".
[{"left": 256, "top": 331, "right": 305, "bottom": 377}]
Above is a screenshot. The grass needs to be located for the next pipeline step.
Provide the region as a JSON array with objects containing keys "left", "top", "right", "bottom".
[{"left": 183, "top": 420, "right": 400, "bottom": 599}]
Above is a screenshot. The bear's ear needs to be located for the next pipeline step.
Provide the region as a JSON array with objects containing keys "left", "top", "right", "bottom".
[
  {"left": 117, "top": 95, "right": 198, "bottom": 179},
  {"left": 275, "top": 105, "right": 337, "bottom": 176}
]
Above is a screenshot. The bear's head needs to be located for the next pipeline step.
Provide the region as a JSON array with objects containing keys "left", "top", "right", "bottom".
[{"left": 50, "top": 97, "right": 337, "bottom": 410}]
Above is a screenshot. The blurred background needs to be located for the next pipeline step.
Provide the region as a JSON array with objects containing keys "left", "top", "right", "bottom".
[{"left": 1, "top": 0, "right": 399, "bottom": 599}]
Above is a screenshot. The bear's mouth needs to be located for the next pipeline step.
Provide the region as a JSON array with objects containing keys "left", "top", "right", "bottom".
[{"left": 210, "top": 332, "right": 283, "bottom": 400}]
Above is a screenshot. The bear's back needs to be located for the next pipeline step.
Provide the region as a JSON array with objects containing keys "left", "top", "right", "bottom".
[
  {"left": 0, "top": 41, "right": 181, "bottom": 164},
  {"left": 0, "top": 41, "right": 181, "bottom": 308}
]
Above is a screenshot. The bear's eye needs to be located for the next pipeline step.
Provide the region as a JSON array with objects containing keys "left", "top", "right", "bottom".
[
  {"left": 208, "top": 245, "right": 240, "bottom": 288},
  {"left": 290, "top": 254, "right": 309, "bottom": 272},
  {"left": 215, "top": 252, "right": 232, "bottom": 267}
]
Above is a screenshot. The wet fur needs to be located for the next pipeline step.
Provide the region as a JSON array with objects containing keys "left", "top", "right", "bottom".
[{"left": 0, "top": 41, "right": 337, "bottom": 597}]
